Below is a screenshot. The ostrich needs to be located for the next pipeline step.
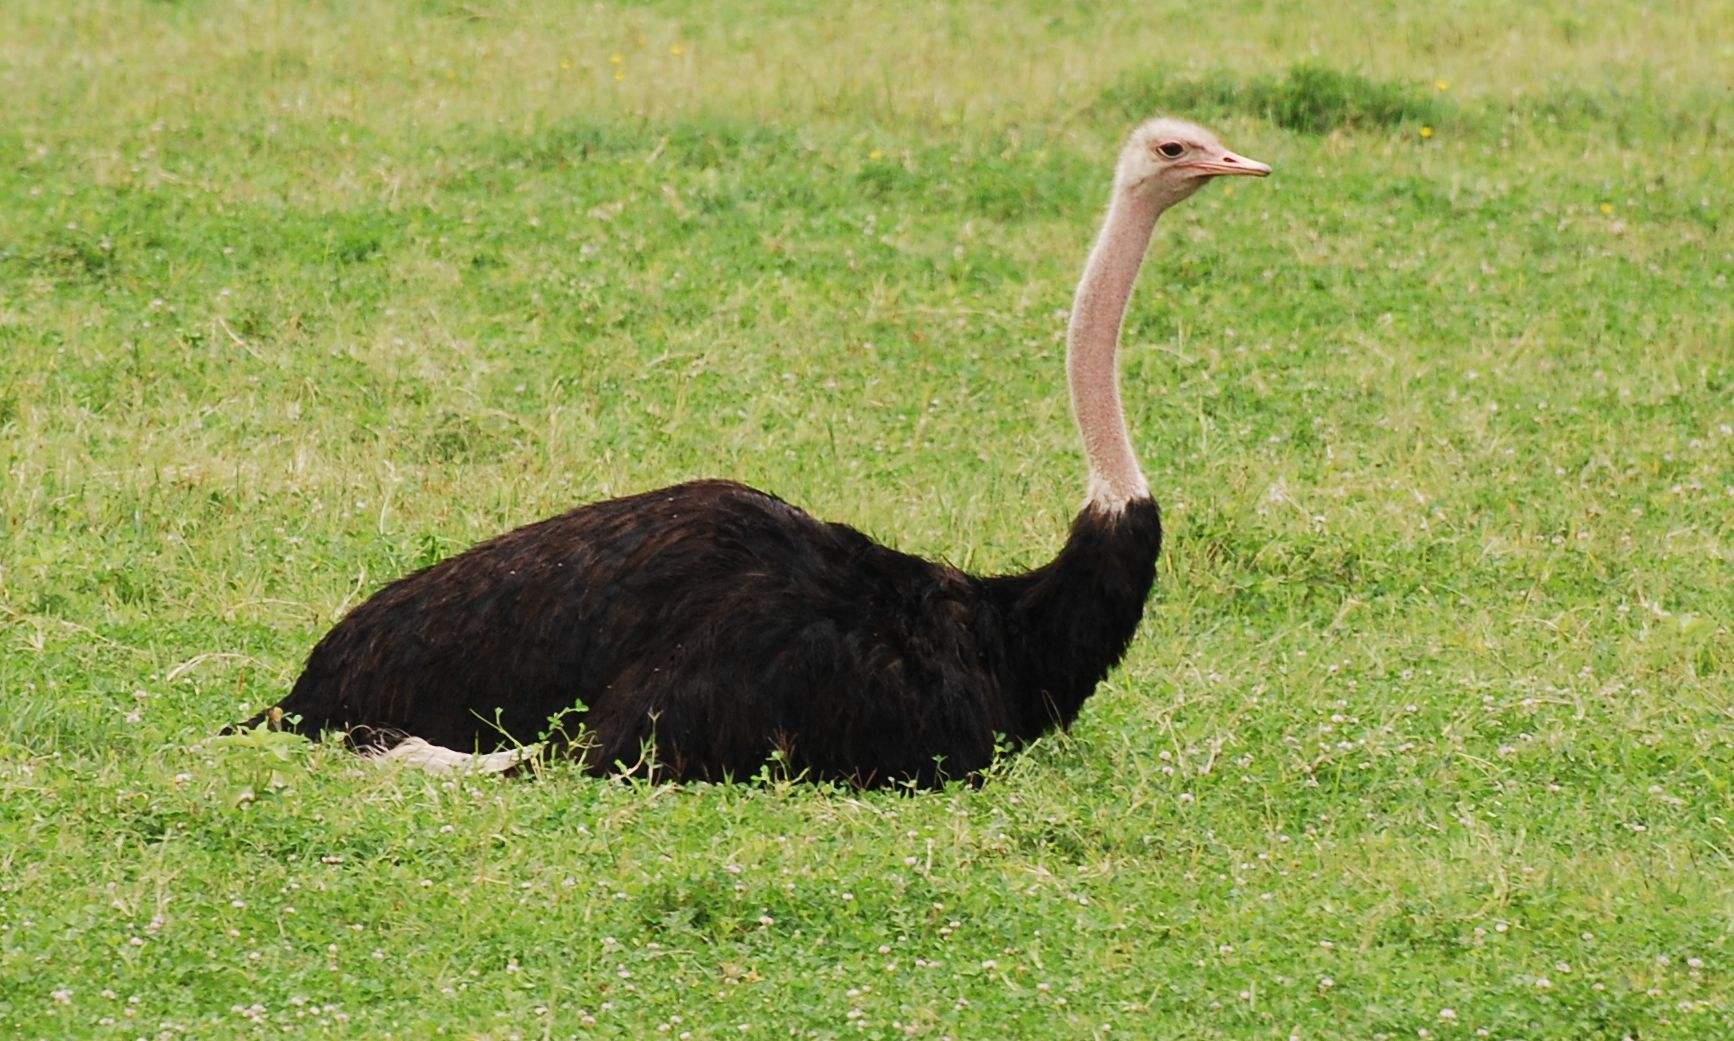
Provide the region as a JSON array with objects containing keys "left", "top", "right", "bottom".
[{"left": 231, "top": 118, "right": 1269, "bottom": 786}]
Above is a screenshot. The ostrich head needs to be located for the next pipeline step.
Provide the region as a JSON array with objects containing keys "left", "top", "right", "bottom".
[{"left": 1115, "top": 117, "right": 1270, "bottom": 206}]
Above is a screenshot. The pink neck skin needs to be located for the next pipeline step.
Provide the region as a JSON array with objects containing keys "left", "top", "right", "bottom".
[{"left": 1067, "top": 187, "right": 1163, "bottom": 512}]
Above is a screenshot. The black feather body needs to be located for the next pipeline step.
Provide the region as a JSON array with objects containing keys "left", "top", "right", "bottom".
[{"left": 241, "top": 480, "right": 1160, "bottom": 787}]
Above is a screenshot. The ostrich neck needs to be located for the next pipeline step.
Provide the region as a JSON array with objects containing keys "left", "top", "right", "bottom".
[
  {"left": 979, "top": 185, "right": 1169, "bottom": 743},
  {"left": 1067, "top": 188, "right": 1162, "bottom": 510}
]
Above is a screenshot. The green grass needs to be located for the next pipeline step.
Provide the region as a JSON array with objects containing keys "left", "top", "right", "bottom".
[{"left": 2, "top": 1, "right": 1730, "bottom": 1038}]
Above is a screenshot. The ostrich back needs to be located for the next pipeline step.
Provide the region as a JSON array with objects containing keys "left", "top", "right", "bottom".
[{"left": 271, "top": 481, "right": 1017, "bottom": 784}]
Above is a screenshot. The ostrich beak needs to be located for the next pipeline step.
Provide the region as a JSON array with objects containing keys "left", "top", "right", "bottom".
[{"left": 1187, "top": 149, "right": 1271, "bottom": 178}]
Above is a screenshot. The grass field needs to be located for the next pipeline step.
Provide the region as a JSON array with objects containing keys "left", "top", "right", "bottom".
[{"left": 2, "top": 1, "right": 1731, "bottom": 1038}]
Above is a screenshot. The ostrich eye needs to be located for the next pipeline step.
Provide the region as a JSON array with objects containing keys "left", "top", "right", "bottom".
[{"left": 1155, "top": 141, "right": 1185, "bottom": 159}]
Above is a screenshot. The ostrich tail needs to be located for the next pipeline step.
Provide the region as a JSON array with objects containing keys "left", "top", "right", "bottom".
[
  {"left": 219, "top": 704, "right": 296, "bottom": 737},
  {"left": 218, "top": 700, "right": 342, "bottom": 743}
]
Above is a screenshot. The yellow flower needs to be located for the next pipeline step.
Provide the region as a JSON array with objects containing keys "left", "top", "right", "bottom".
[
  {"left": 1419, "top": 125, "right": 1434, "bottom": 139},
  {"left": 670, "top": 44, "right": 685, "bottom": 57},
  {"left": 560, "top": 60, "right": 573, "bottom": 71},
  {"left": 609, "top": 53, "right": 624, "bottom": 65},
  {"left": 1435, "top": 79, "right": 1450, "bottom": 92},
  {"left": 1600, "top": 203, "right": 1614, "bottom": 215},
  {"left": 868, "top": 148, "right": 884, "bottom": 160},
  {"left": 612, "top": 70, "right": 625, "bottom": 82}
]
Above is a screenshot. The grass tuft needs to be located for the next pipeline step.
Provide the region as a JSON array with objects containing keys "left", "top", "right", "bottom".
[{"left": 1101, "top": 62, "right": 1448, "bottom": 134}]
